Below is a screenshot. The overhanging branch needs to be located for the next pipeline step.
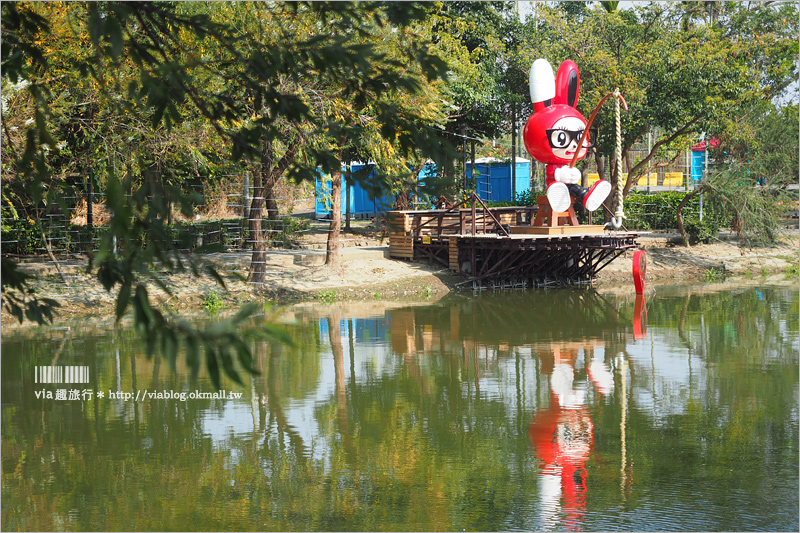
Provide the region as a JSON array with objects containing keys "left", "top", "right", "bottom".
[{"left": 624, "top": 116, "right": 702, "bottom": 195}]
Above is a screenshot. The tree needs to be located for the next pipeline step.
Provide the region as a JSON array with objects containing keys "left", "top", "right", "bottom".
[
  {"left": 202, "top": 2, "right": 456, "bottom": 274},
  {"left": 676, "top": 102, "right": 798, "bottom": 246},
  {"left": 287, "top": 3, "right": 456, "bottom": 268},
  {"left": 0, "top": 1, "right": 453, "bottom": 386},
  {"left": 525, "top": 1, "right": 798, "bottom": 220}
]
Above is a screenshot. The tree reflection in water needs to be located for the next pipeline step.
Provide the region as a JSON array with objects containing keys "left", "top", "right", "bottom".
[{"left": 1, "top": 286, "right": 798, "bottom": 531}]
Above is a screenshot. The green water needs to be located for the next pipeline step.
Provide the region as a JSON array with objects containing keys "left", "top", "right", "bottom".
[{"left": 2, "top": 284, "right": 798, "bottom": 531}]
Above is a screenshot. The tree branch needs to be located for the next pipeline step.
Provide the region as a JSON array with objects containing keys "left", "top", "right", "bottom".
[{"left": 624, "top": 116, "right": 702, "bottom": 195}]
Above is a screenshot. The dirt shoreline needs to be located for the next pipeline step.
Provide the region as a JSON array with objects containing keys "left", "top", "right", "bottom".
[{"left": 3, "top": 228, "right": 798, "bottom": 328}]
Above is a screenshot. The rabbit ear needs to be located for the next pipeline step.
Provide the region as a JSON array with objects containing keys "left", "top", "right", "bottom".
[
  {"left": 554, "top": 60, "right": 580, "bottom": 107},
  {"left": 529, "top": 59, "right": 555, "bottom": 112}
]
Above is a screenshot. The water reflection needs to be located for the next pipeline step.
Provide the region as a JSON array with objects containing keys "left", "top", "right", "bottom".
[
  {"left": 529, "top": 342, "right": 611, "bottom": 531},
  {"left": 1, "top": 285, "right": 798, "bottom": 531}
]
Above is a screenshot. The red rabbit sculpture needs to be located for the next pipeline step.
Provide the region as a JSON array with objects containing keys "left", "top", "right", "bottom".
[{"left": 523, "top": 59, "right": 610, "bottom": 214}]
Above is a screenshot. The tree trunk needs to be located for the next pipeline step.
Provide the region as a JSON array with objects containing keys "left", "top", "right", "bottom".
[
  {"left": 676, "top": 186, "right": 701, "bottom": 247},
  {"left": 596, "top": 152, "right": 607, "bottom": 182},
  {"left": 326, "top": 161, "right": 343, "bottom": 269},
  {"left": 345, "top": 171, "right": 351, "bottom": 232},
  {"left": 248, "top": 141, "right": 271, "bottom": 284},
  {"left": 248, "top": 136, "right": 301, "bottom": 284},
  {"left": 329, "top": 316, "right": 348, "bottom": 431},
  {"left": 264, "top": 180, "right": 280, "bottom": 221}
]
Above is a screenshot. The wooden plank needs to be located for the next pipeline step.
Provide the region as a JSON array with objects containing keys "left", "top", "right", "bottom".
[
  {"left": 510, "top": 224, "right": 607, "bottom": 235},
  {"left": 389, "top": 235, "right": 414, "bottom": 259},
  {"left": 448, "top": 236, "right": 459, "bottom": 271},
  {"left": 387, "top": 212, "right": 412, "bottom": 233},
  {"left": 497, "top": 213, "right": 516, "bottom": 225}
]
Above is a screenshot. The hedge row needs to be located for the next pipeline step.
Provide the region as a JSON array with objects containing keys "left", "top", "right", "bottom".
[
  {"left": 623, "top": 191, "right": 731, "bottom": 243},
  {"left": 485, "top": 190, "right": 732, "bottom": 243}
]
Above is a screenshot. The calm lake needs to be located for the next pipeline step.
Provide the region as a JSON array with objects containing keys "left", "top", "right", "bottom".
[{"left": 2, "top": 283, "right": 798, "bottom": 531}]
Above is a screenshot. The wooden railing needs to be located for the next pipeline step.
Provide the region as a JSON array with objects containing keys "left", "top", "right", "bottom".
[{"left": 388, "top": 193, "right": 538, "bottom": 239}]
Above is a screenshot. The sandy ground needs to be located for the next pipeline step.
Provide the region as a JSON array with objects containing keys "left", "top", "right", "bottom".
[{"left": 4, "top": 223, "right": 798, "bottom": 326}]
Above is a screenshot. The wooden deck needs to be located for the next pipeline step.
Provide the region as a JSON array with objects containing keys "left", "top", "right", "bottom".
[{"left": 387, "top": 196, "right": 639, "bottom": 289}]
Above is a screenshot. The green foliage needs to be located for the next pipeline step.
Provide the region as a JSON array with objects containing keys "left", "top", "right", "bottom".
[
  {"left": 623, "top": 191, "right": 729, "bottom": 232},
  {"left": 0, "top": 257, "right": 60, "bottom": 324},
  {"left": 432, "top": 2, "right": 517, "bottom": 139},
  {"left": 485, "top": 189, "right": 537, "bottom": 208},
  {"left": 263, "top": 216, "right": 311, "bottom": 249},
  {"left": 683, "top": 217, "right": 720, "bottom": 245},
  {"left": 700, "top": 167, "right": 790, "bottom": 246},
  {"left": 202, "top": 291, "right": 226, "bottom": 314},
  {"left": 315, "top": 289, "right": 338, "bottom": 304},
  {"left": 704, "top": 267, "right": 726, "bottom": 283},
  {"left": 624, "top": 192, "right": 692, "bottom": 230}
]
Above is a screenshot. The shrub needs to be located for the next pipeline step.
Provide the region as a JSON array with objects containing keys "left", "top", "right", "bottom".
[
  {"left": 202, "top": 291, "right": 226, "bottom": 313},
  {"left": 264, "top": 216, "right": 310, "bottom": 248},
  {"left": 684, "top": 217, "right": 719, "bottom": 244},
  {"left": 704, "top": 267, "right": 726, "bottom": 283}
]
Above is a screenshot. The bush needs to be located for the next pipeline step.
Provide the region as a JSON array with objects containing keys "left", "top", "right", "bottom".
[
  {"left": 623, "top": 191, "right": 694, "bottom": 230},
  {"left": 684, "top": 217, "right": 719, "bottom": 244},
  {"left": 623, "top": 191, "right": 730, "bottom": 232},
  {"left": 202, "top": 291, "right": 226, "bottom": 314},
  {"left": 1, "top": 219, "right": 45, "bottom": 255},
  {"left": 263, "top": 216, "right": 310, "bottom": 248},
  {"left": 484, "top": 189, "right": 537, "bottom": 208}
]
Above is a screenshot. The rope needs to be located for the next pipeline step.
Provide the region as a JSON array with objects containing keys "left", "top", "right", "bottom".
[{"left": 611, "top": 87, "right": 626, "bottom": 229}]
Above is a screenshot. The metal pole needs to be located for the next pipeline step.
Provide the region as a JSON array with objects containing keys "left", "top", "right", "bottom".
[
  {"left": 511, "top": 104, "right": 517, "bottom": 202},
  {"left": 345, "top": 171, "right": 351, "bottom": 231},
  {"left": 243, "top": 172, "right": 250, "bottom": 221},
  {"left": 701, "top": 138, "right": 708, "bottom": 221},
  {"left": 462, "top": 126, "right": 468, "bottom": 190},
  {"left": 685, "top": 147, "right": 690, "bottom": 191},
  {"left": 647, "top": 131, "right": 652, "bottom": 194},
  {"left": 87, "top": 171, "right": 94, "bottom": 231},
  {"left": 470, "top": 138, "right": 476, "bottom": 190}
]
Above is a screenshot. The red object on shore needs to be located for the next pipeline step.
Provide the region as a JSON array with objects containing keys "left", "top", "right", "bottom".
[
  {"left": 633, "top": 250, "right": 646, "bottom": 294},
  {"left": 690, "top": 138, "right": 720, "bottom": 152}
]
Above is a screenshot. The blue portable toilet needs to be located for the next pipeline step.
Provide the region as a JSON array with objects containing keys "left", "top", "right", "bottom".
[
  {"left": 315, "top": 162, "right": 393, "bottom": 219},
  {"left": 348, "top": 162, "right": 395, "bottom": 215},
  {"left": 467, "top": 157, "right": 531, "bottom": 203},
  {"left": 691, "top": 150, "right": 705, "bottom": 184},
  {"left": 315, "top": 162, "right": 435, "bottom": 218},
  {"left": 690, "top": 139, "right": 718, "bottom": 185}
]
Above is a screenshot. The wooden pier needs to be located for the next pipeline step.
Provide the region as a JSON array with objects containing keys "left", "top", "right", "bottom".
[{"left": 387, "top": 195, "right": 639, "bottom": 289}]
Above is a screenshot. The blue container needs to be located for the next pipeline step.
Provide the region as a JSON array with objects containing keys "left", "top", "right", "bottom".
[{"left": 467, "top": 158, "right": 531, "bottom": 203}]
